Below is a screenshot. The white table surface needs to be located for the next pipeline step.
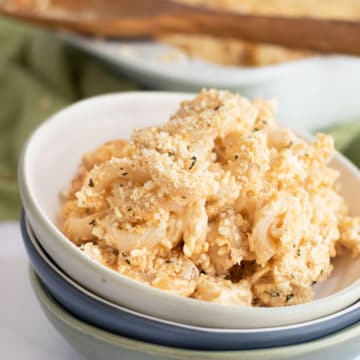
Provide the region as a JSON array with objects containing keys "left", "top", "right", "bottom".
[
  {"left": 0, "top": 222, "right": 84, "bottom": 360},
  {"left": 1, "top": 221, "right": 359, "bottom": 360}
]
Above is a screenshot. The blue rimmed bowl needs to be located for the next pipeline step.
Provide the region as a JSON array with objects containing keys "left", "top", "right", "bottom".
[
  {"left": 21, "top": 212, "right": 360, "bottom": 351},
  {"left": 30, "top": 267, "right": 360, "bottom": 360}
]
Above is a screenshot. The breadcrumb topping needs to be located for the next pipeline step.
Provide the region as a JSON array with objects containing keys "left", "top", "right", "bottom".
[{"left": 61, "top": 89, "right": 360, "bottom": 306}]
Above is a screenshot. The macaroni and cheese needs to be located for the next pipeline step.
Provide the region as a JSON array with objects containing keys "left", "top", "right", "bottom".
[{"left": 61, "top": 89, "right": 360, "bottom": 306}]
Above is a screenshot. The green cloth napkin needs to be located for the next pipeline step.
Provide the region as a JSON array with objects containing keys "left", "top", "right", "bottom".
[
  {"left": 0, "top": 17, "right": 139, "bottom": 220},
  {"left": 0, "top": 17, "right": 359, "bottom": 221}
]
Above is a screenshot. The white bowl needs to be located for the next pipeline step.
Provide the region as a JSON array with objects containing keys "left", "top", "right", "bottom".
[
  {"left": 18, "top": 92, "right": 360, "bottom": 329},
  {"left": 63, "top": 34, "right": 360, "bottom": 132}
]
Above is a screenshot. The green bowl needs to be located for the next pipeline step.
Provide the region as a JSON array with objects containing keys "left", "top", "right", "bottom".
[{"left": 29, "top": 268, "right": 360, "bottom": 360}]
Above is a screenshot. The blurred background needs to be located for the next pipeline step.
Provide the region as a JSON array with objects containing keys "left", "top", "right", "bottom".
[
  {"left": 1, "top": 2, "right": 360, "bottom": 360},
  {"left": 1, "top": 0, "right": 360, "bottom": 221}
]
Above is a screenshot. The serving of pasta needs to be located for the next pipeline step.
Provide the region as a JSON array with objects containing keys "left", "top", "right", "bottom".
[{"left": 61, "top": 89, "right": 360, "bottom": 307}]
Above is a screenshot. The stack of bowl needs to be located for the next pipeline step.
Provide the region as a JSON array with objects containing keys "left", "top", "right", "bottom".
[{"left": 19, "top": 92, "right": 360, "bottom": 360}]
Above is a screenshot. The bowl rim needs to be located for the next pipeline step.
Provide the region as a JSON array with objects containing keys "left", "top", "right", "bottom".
[
  {"left": 24, "top": 214, "right": 360, "bottom": 334},
  {"left": 19, "top": 91, "right": 360, "bottom": 328},
  {"left": 30, "top": 267, "right": 360, "bottom": 358}
]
